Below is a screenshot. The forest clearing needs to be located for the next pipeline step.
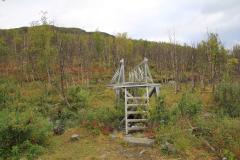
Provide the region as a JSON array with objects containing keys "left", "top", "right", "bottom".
[{"left": 1, "top": 0, "right": 240, "bottom": 160}]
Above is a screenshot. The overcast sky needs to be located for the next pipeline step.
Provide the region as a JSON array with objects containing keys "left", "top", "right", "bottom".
[{"left": 0, "top": 0, "right": 240, "bottom": 48}]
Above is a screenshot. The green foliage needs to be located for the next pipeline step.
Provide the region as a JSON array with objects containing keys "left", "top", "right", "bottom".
[
  {"left": 0, "top": 37, "right": 10, "bottom": 58},
  {"left": 0, "top": 80, "right": 20, "bottom": 110},
  {"left": 93, "top": 31, "right": 104, "bottom": 55},
  {"left": 153, "top": 93, "right": 203, "bottom": 156},
  {"left": 223, "top": 149, "right": 237, "bottom": 160},
  {"left": 0, "top": 85, "right": 8, "bottom": 108},
  {"left": 41, "top": 85, "right": 91, "bottom": 129},
  {"left": 176, "top": 93, "right": 202, "bottom": 118},
  {"left": 214, "top": 82, "right": 240, "bottom": 117},
  {"left": 67, "top": 85, "right": 90, "bottom": 111},
  {"left": 0, "top": 109, "right": 51, "bottom": 159},
  {"left": 150, "top": 95, "right": 170, "bottom": 125},
  {"left": 194, "top": 116, "right": 240, "bottom": 158},
  {"left": 206, "top": 33, "right": 227, "bottom": 67},
  {"left": 79, "top": 106, "right": 124, "bottom": 135},
  {"left": 197, "top": 33, "right": 227, "bottom": 83},
  {"left": 156, "top": 124, "right": 199, "bottom": 155}
]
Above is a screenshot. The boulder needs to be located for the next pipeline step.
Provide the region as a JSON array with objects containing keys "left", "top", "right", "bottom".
[
  {"left": 123, "top": 136, "right": 154, "bottom": 146},
  {"left": 70, "top": 134, "right": 80, "bottom": 141}
]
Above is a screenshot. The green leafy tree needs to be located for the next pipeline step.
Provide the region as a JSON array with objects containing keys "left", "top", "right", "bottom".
[{"left": 206, "top": 33, "right": 227, "bottom": 89}]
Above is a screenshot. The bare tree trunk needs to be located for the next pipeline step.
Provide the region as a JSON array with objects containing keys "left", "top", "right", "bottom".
[
  {"left": 59, "top": 41, "right": 65, "bottom": 98},
  {"left": 200, "top": 75, "right": 205, "bottom": 91},
  {"left": 47, "top": 67, "right": 51, "bottom": 85}
]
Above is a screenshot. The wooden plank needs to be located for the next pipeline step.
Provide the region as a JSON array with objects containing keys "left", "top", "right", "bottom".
[
  {"left": 127, "top": 104, "right": 147, "bottom": 107},
  {"left": 124, "top": 136, "right": 155, "bottom": 146},
  {"left": 126, "top": 97, "right": 147, "bottom": 99},
  {"left": 127, "top": 126, "right": 146, "bottom": 131},
  {"left": 127, "top": 111, "right": 147, "bottom": 115},
  {"left": 125, "top": 88, "right": 128, "bottom": 135},
  {"left": 112, "top": 83, "right": 160, "bottom": 89},
  {"left": 128, "top": 119, "right": 147, "bottom": 122}
]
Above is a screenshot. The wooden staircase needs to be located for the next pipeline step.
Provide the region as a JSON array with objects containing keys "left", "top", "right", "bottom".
[{"left": 124, "top": 87, "right": 150, "bottom": 134}]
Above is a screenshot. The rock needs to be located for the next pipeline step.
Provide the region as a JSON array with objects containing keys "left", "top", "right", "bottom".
[
  {"left": 53, "top": 125, "right": 64, "bottom": 135},
  {"left": 53, "top": 120, "right": 65, "bottom": 135},
  {"left": 161, "top": 142, "right": 177, "bottom": 154},
  {"left": 139, "top": 149, "right": 147, "bottom": 155},
  {"left": 99, "top": 153, "right": 107, "bottom": 159},
  {"left": 203, "top": 112, "right": 212, "bottom": 119},
  {"left": 109, "top": 133, "right": 117, "bottom": 139},
  {"left": 123, "top": 136, "right": 155, "bottom": 146},
  {"left": 70, "top": 134, "right": 80, "bottom": 141}
]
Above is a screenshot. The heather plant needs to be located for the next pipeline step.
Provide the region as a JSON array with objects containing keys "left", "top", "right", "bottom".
[{"left": 214, "top": 82, "right": 240, "bottom": 117}]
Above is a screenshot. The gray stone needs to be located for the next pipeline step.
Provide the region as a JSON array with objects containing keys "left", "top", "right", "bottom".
[
  {"left": 70, "top": 134, "right": 80, "bottom": 141},
  {"left": 161, "top": 142, "right": 177, "bottom": 154},
  {"left": 123, "top": 136, "right": 155, "bottom": 146},
  {"left": 109, "top": 133, "right": 117, "bottom": 139},
  {"left": 53, "top": 120, "right": 65, "bottom": 135},
  {"left": 99, "top": 153, "right": 107, "bottom": 159},
  {"left": 139, "top": 149, "right": 147, "bottom": 155}
]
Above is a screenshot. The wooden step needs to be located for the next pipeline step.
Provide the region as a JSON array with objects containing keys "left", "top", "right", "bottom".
[
  {"left": 127, "top": 104, "right": 147, "bottom": 107},
  {"left": 127, "top": 119, "right": 147, "bottom": 123},
  {"left": 127, "top": 111, "right": 147, "bottom": 115},
  {"left": 126, "top": 97, "right": 148, "bottom": 99},
  {"left": 127, "top": 126, "right": 146, "bottom": 131}
]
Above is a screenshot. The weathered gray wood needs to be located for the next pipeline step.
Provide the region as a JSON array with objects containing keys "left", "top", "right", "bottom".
[
  {"left": 124, "top": 136, "right": 155, "bottom": 146},
  {"left": 128, "top": 119, "right": 147, "bottom": 123},
  {"left": 126, "top": 96, "right": 147, "bottom": 99},
  {"left": 111, "top": 83, "right": 160, "bottom": 89},
  {"left": 127, "top": 111, "right": 147, "bottom": 115},
  {"left": 127, "top": 104, "right": 148, "bottom": 107},
  {"left": 127, "top": 126, "right": 146, "bottom": 131},
  {"left": 125, "top": 88, "right": 128, "bottom": 134},
  {"left": 108, "top": 57, "right": 160, "bottom": 135}
]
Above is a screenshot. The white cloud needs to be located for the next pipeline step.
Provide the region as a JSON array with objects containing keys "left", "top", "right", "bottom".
[{"left": 0, "top": 0, "right": 239, "bottom": 47}]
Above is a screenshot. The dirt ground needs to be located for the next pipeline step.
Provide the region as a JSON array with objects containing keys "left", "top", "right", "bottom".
[{"left": 40, "top": 128, "right": 175, "bottom": 160}]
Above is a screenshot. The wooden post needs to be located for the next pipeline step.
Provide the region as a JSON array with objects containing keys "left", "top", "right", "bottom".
[
  {"left": 146, "top": 86, "right": 149, "bottom": 116},
  {"left": 125, "top": 88, "right": 128, "bottom": 134}
]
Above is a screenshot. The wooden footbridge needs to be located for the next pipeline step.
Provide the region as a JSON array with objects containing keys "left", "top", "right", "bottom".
[{"left": 108, "top": 58, "right": 160, "bottom": 134}]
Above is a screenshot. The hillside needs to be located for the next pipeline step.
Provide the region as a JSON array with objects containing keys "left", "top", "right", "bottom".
[{"left": 0, "top": 24, "right": 240, "bottom": 160}]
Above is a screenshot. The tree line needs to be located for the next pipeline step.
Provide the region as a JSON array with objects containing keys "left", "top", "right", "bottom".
[{"left": 0, "top": 18, "right": 239, "bottom": 93}]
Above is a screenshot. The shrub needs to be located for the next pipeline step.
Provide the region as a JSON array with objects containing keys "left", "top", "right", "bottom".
[
  {"left": 194, "top": 116, "right": 240, "bottom": 158},
  {"left": 214, "top": 82, "right": 240, "bottom": 117},
  {"left": 156, "top": 124, "right": 199, "bottom": 155},
  {"left": 176, "top": 93, "right": 202, "bottom": 118},
  {"left": 79, "top": 107, "right": 124, "bottom": 135},
  {"left": 67, "top": 85, "right": 90, "bottom": 111},
  {"left": 150, "top": 95, "right": 170, "bottom": 125},
  {"left": 0, "top": 86, "right": 8, "bottom": 108},
  {"left": 51, "top": 85, "right": 92, "bottom": 128},
  {"left": 0, "top": 109, "right": 52, "bottom": 159},
  {"left": 0, "top": 80, "right": 18, "bottom": 109},
  {"left": 154, "top": 93, "right": 203, "bottom": 156}
]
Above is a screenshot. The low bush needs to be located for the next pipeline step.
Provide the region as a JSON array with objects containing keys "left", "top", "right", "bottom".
[
  {"left": 0, "top": 109, "right": 52, "bottom": 159},
  {"left": 214, "top": 82, "right": 240, "bottom": 117},
  {"left": 176, "top": 93, "right": 202, "bottom": 118},
  {"left": 150, "top": 95, "right": 170, "bottom": 125},
  {"left": 156, "top": 124, "right": 199, "bottom": 156},
  {"left": 67, "top": 85, "right": 90, "bottom": 111},
  {"left": 194, "top": 116, "right": 240, "bottom": 159},
  {"left": 79, "top": 106, "right": 124, "bottom": 135},
  {"left": 48, "top": 86, "right": 91, "bottom": 129},
  {"left": 0, "top": 86, "right": 8, "bottom": 108},
  {"left": 154, "top": 93, "right": 202, "bottom": 156},
  {"left": 0, "top": 80, "right": 19, "bottom": 110}
]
